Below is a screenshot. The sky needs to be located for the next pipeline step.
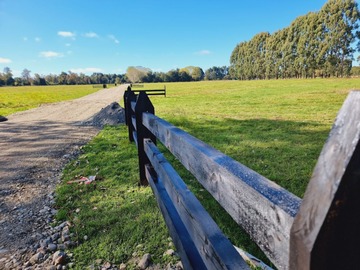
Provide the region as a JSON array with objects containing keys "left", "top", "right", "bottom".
[{"left": 0, "top": 0, "right": 337, "bottom": 77}]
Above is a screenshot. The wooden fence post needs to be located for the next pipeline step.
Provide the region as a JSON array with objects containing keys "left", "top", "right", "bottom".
[
  {"left": 123, "top": 86, "right": 130, "bottom": 126},
  {"left": 125, "top": 86, "right": 136, "bottom": 142},
  {"left": 289, "top": 91, "right": 360, "bottom": 269},
  {"left": 135, "top": 91, "right": 156, "bottom": 185}
]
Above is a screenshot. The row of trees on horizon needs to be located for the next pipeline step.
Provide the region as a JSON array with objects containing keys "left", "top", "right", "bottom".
[
  {"left": 0, "top": 66, "right": 230, "bottom": 86},
  {"left": 230, "top": 0, "right": 360, "bottom": 80},
  {"left": 2, "top": 63, "right": 360, "bottom": 87}
]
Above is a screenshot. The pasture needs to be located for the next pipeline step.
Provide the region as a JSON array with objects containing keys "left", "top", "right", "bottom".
[
  {"left": 11, "top": 78, "right": 360, "bottom": 268},
  {"left": 0, "top": 85, "right": 100, "bottom": 116}
]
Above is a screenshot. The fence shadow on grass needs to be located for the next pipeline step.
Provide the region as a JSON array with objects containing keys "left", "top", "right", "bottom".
[
  {"left": 153, "top": 116, "right": 330, "bottom": 265},
  {"left": 168, "top": 117, "right": 330, "bottom": 197}
]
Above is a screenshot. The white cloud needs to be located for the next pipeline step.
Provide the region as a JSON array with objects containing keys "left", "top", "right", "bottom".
[
  {"left": 70, "top": 67, "right": 103, "bottom": 74},
  {"left": 0, "top": 57, "right": 12, "bottom": 63},
  {"left": 65, "top": 43, "right": 71, "bottom": 47},
  {"left": 23, "top": 37, "right": 28, "bottom": 41},
  {"left": 108, "top": 34, "right": 119, "bottom": 44},
  {"left": 35, "top": 37, "right": 41, "bottom": 42},
  {"left": 84, "top": 32, "right": 99, "bottom": 38},
  {"left": 39, "top": 51, "right": 63, "bottom": 58},
  {"left": 195, "top": 50, "right": 212, "bottom": 55},
  {"left": 58, "top": 31, "right": 76, "bottom": 38}
]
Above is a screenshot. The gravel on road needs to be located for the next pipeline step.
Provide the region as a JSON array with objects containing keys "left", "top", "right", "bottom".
[{"left": 0, "top": 85, "right": 126, "bottom": 268}]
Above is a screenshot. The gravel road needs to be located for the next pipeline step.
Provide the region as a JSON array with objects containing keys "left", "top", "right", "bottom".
[{"left": 0, "top": 85, "right": 126, "bottom": 264}]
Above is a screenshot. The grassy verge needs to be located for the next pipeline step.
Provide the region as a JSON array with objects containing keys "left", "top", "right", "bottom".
[
  {"left": 0, "top": 85, "right": 101, "bottom": 116},
  {"left": 55, "top": 78, "right": 360, "bottom": 268},
  {"left": 56, "top": 126, "right": 178, "bottom": 269}
]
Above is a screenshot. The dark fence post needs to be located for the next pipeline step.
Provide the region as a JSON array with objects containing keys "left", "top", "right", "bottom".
[
  {"left": 135, "top": 91, "right": 156, "bottom": 185},
  {"left": 290, "top": 91, "right": 360, "bottom": 270},
  {"left": 123, "top": 86, "right": 130, "bottom": 126},
  {"left": 125, "top": 86, "right": 136, "bottom": 142}
]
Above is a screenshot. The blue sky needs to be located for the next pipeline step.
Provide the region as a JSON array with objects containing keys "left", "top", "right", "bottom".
[{"left": 0, "top": 0, "right": 333, "bottom": 77}]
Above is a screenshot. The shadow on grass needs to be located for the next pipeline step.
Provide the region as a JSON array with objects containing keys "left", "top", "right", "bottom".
[
  {"left": 168, "top": 117, "right": 331, "bottom": 197},
  {"left": 156, "top": 116, "right": 331, "bottom": 266},
  {"left": 56, "top": 117, "right": 332, "bottom": 268}
]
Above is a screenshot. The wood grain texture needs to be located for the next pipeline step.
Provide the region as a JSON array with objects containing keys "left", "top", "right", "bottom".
[
  {"left": 144, "top": 139, "right": 250, "bottom": 270},
  {"left": 145, "top": 165, "right": 207, "bottom": 270},
  {"left": 142, "top": 113, "right": 301, "bottom": 269},
  {"left": 290, "top": 91, "right": 360, "bottom": 270}
]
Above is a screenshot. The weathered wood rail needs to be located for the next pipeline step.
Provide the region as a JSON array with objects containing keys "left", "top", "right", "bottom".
[
  {"left": 130, "top": 84, "right": 166, "bottom": 97},
  {"left": 123, "top": 86, "right": 360, "bottom": 270}
]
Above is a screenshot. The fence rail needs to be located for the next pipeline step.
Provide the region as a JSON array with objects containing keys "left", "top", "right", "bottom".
[
  {"left": 123, "top": 86, "right": 360, "bottom": 270},
  {"left": 131, "top": 84, "right": 166, "bottom": 97}
]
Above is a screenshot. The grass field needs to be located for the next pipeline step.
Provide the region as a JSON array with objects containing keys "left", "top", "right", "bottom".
[
  {"left": 15, "top": 79, "right": 359, "bottom": 268},
  {"left": 0, "top": 85, "right": 101, "bottom": 116}
]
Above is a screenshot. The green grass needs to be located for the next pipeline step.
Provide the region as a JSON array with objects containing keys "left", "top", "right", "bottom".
[
  {"left": 57, "top": 127, "right": 178, "bottom": 269},
  {"left": 54, "top": 78, "right": 360, "bottom": 268},
  {"left": 0, "top": 85, "right": 100, "bottom": 116}
]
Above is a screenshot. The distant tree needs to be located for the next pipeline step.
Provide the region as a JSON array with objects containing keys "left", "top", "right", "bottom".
[
  {"left": 115, "top": 76, "right": 122, "bottom": 85},
  {"left": 21, "top": 68, "right": 32, "bottom": 85},
  {"left": 45, "top": 74, "right": 59, "bottom": 85},
  {"left": 351, "top": 66, "right": 360, "bottom": 76},
  {"left": 14, "top": 77, "right": 23, "bottom": 86},
  {"left": 100, "top": 74, "right": 109, "bottom": 84},
  {"left": 166, "top": 69, "right": 180, "bottom": 82},
  {"left": 180, "top": 66, "right": 204, "bottom": 81},
  {"left": 126, "top": 66, "right": 150, "bottom": 83},
  {"left": 58, "top": 72, "right": 68, "bottom": 84},
  {"left": 33, "top": 73, "right": 47, "bottom": 85},
  {"left": 67, "top": 71, "right": 79, "bottom": 85},
  {"left": 3, "top": 67, "right": 14, "bottom": 86},
  {"left": 191, "top": 67, "right": 204, "bottom": 81},
  {"left": 178, "top": 70, "right": 192, "bottom": 81},
  {"left": 205, "top": 66, "right": 229, "bottom": 80},
  {"left": 0, "top": 74, "right": 4, "bottom": 86},
  {"left": 90, "top": 73, "right": 102, "bottom": 84}
]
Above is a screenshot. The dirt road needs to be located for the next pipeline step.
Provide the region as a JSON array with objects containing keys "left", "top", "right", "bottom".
[{"left": 0, "top": 85, "right": 126, "bottom": 261}]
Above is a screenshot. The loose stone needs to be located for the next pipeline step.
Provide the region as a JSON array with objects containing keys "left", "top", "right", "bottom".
[
  {"left": 48, "top": 243, "right": 57, "bottom": 252},
  {"left": 29, "top": 252, "right": 44, "bottom": 265},
  {"left": 138, "top": 254, "right": 151, "bottom": 270}
]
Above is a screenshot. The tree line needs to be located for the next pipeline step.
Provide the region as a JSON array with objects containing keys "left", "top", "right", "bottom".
[
  {"left": 0, "top": 65, "right": 231, "bottom": 87},
  {"left": 230, "top": 0, "right": 360, "bottom": 80},
  {"left": 0, "top": 68, "right": 126, "bottom": 86},
  {"left": 125, "top": 65, "right": 230, "bottom": 83}
]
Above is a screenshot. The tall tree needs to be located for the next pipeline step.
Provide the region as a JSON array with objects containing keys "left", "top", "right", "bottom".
[
  {"left": 126, "top": 66, "right": 150, "bottom": 83},
  {"left": 3, "top": 67, "right": 14, "bottom": 86},
  {"left": 320, "top": 0, "right": 360, "bottom": 77},
  {"left": 180, "top": 66, "right": 204, "bottom": 81},
  {"left": 21, "top": 68, "right": 32, "bottom": 85},
  {"left": 230, "top": 0, "right": 360, "bottom": 80}
]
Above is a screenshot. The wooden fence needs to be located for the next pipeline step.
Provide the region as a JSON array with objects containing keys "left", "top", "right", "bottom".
[
  {"left": 123, "top": 86, "right": 360, "bottom": 270},
  {"left": 131, "top": 84, "right": 166, "bottom": 97}
]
